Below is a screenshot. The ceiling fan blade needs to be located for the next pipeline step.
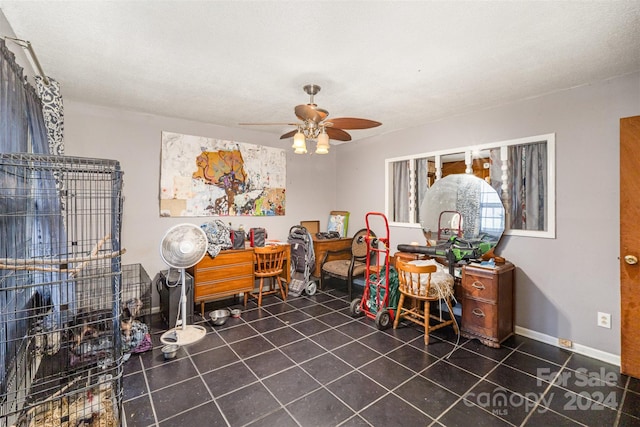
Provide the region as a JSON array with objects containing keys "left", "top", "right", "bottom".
[
  {"left": 280, "top": 129, "right": 297, "bottom": 139},
  {"left": 315, "top": 107, "right": 329, "bottom": 120},
  {"left": 326, "top": 128, "right": 352, "bottom": 141},
  {"left": 325, "top": 117, "right": 381, "bottom": 130},
  {"left": 239, "top": 122, "right": 297, "bottom": 126},
  {"left": 295, "top": 104, "right": 326, "bottom": 122}
]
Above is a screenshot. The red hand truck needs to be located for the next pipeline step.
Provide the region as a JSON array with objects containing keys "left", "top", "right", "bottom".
[{"left": 349, "top": 212, "right": 394, "bottom": 329}]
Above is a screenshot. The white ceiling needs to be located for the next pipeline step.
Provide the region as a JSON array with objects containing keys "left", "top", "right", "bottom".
[{"left": 1, "top": 1, "right": 639, "bottom": 143}]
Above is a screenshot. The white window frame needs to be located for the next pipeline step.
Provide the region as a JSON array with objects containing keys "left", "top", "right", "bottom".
[{"left": 385, "top": 133, "right": 556, "bottom": 239}]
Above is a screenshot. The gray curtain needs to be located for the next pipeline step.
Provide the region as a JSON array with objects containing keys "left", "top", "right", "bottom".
[
  {"left": 415, "top": 158, "right": 429, "bottom": 226},
  {"left": 0, "top": 39, "right": 28, "bottom": 152},
  {"left": 1, "top": 39, "right": 69, "bottom": 391},
  {"left": 509, "top": 142, "right": 547, "bottom": 230},
  {"left": 26, "top": 84, "right": 72, "bottom": 328},
  {"left": 393, "top": 160, "right": 410, "bottom": 223},
  {"left": 0, "top": 38, "right": 30, "bottom": 394}
]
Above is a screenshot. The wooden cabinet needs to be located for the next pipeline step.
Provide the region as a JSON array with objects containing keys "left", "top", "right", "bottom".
[
  {"left": 461, "top": 262, "right": 515, "bottom": 348},
  {"left": 187, "top": 249, "right": 254, "bottom": 317},
  {"left": 312, "top": 236, "right": 352, "bottom": 277}
]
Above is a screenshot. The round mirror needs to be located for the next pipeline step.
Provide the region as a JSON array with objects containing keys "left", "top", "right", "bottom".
[{"left": 419, "top": 174, "right": 505, "bottom": 255}]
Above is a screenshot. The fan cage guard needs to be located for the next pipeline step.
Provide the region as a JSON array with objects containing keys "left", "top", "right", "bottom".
[{"left": 160, "top": 223, "right": 208, "bottom": 269}]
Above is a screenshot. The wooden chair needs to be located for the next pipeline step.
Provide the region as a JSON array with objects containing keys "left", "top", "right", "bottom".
[
  {"left": 319, "top": 228, "right": 373, "bottom": 300},
  {"left": 245, "top": 245, "right": 287, "bottom": 307},
  {"left": 393, "top": 259, "right": 458, "bottom": 345}
]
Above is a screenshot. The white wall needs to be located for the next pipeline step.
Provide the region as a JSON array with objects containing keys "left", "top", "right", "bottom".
[
  {"left": 63, "top": 102, "right": 339, "bottom": 305},
  {"left": 43, "top": 74, "right": 640, "bottom": 357},
  {"left": 335, "top": 72, "right": 640, "bottom": 356}
]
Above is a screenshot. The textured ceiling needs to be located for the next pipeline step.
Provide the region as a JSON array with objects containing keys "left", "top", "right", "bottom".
[{"left": 1, "top": 1, "right": 639, "bottom": 143}]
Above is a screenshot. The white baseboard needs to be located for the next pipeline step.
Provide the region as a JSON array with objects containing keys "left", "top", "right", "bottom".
[{"left": 514, "top": 326, "right": 620, "bottom": 367}]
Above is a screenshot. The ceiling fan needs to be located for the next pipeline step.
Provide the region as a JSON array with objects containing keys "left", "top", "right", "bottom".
[{"left": 240, "top": 84, "right": 382, "bottom": 154}]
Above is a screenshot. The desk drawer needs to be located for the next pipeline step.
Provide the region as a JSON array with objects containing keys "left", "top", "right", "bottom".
[
  {"left": 462, "top": 298, "right": 497, "bottom": 338},
  {"left": 197, "top": 250, "right": 254, "bottom": 267},
  {"left": 195, "top": 275, "right": 254, "bottom": 300},
  {"left": 195, "top": 263, "right": 253, "bottom": 283},
  {"left": 462, "top": 273, "right": 499, "bottom": 302}
]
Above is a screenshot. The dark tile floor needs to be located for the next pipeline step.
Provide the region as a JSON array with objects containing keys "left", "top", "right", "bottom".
[{"left": 122, "top": 285, "right": 640, "bottom": 427}]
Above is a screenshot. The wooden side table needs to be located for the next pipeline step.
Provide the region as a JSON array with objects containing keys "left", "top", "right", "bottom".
[
  {"left": 460, "top": 262, "right": 515, "bottom": 348},
  {"left": 187, "top": 245, "right": 291, "bottom": 317}
]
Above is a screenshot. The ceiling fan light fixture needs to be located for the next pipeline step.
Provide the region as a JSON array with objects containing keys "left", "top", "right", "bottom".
[
  {"left": 316, "top": 131, "right": 330, "bottom": 154},
  {"left": 292, "top": 130, "right": 307, "bottom": 154}
]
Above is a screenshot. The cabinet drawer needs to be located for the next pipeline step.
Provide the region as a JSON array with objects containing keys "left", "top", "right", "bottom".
[
  {"left": 195, "top": 275, "right": 254, "bottom": 300},
  {"left": 197, "top": 251, "right": 254, "bottom": 267},
  {"left": 462, "top": 298, "right": 497, "bottom": 338},
  {"left": 195, "top": 263, "right": 253, "bottom": 282},
  {"left": 462, "top": 273, "right": 499, "bottom": 302}
]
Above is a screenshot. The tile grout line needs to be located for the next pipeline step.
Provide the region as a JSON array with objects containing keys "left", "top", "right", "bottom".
[
  {"left": 137, "top": 352, "right": 161, "bottom": 427},
  {"left": 429, "top": 340, "right": 521, "bottom": 427},
  {"left": 517, "top": 351, "right": 592, "bottom": 427},
  {"left": 217, "top": 292, "right": 364, "bottom": 426},
  {"left": 612, "top": 374, "right": 630, "bottom": 427},
  {"left": 134, "top": 289, "right": 633, "bottom": 427}
]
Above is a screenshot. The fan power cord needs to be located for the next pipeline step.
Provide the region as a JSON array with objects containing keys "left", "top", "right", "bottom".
[{"left": 164, "top": 267, "right": 180, "bottom": 288}]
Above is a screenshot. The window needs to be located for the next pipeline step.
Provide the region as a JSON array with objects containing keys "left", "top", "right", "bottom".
[
  {"left": 385, "top": 134, "right": 555, "bottom": 238},
  {"left": 479, "top": 186, "right": 504, "bottom": 235}
]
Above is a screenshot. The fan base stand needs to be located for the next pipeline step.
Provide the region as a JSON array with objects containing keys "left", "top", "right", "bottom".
[{"left": 160, "top": 324, "right": 207, "bottom": 346}]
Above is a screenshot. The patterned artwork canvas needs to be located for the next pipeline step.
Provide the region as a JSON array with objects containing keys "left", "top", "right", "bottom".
[{"left": 160, "top": 131, "right": 286, "bottom": 217}]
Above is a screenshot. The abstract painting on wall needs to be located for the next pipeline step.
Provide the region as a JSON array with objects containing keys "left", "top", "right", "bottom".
[{"left": 160, "top": 131, "right": 286, "bottom": 217}]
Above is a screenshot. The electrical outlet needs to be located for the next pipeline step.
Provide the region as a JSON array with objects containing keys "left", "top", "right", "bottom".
[
  {"left": 558, "top": 338, "right": 573, "bottom": 348},
  {"left": 597, "top": 312, "right": 612, "bottom": 329}
]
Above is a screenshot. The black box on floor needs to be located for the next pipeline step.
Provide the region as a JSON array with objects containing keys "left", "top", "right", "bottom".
[{"left": 156, "top": 269, "right": 194, "bottom": 328}]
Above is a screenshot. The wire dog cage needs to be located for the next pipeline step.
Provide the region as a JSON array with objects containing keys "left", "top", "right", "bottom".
[{"left": 0, "top": 153, "right": 125, "bottom": 427}]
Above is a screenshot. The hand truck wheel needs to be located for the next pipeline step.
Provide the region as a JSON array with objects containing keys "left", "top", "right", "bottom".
[
  {"left": 375, "top": 308, "right": 392, "bottom": 330},
  {"left": 349, "top": 298, "right": 364, "bottom": 317}
]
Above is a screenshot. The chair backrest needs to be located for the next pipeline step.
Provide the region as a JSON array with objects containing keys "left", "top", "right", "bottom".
[
  {"left": 351, "top": 228, "right": 374, "bottom": 260},
  {"left": 396, "top": 259, "right": 437, "bottom": 298},
  {"left": 254, "top": 245, "right": 287, "bottom": 276}
]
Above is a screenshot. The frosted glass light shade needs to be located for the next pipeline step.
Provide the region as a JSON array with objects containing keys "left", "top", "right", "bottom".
[
  {"left": 292, "top": 131, "right": 307, "bottom": 154},
  {"left": 315, "top": 132, "right": 330, "bottom": 154}
]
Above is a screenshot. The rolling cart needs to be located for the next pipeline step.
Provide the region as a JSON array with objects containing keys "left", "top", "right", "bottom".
[
  {"left": 349, "top": 212, "right": 395, "bottom": 329},
  {"left": 287, "top": 225, "right": 317, "bottom": 296}
]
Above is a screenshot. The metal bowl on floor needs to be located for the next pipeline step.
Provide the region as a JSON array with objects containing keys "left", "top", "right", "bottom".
[
  {"left": 161, "top": 344, "right": 179, "bottom": 360},
  {"left": 209, "top": 309, "right": 230, "bottom": 326},
  {"left": 230, "top": 308, "right": 242, "bottom": 318}
]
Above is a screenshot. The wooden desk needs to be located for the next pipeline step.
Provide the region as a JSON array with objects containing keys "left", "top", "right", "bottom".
[
  {"left": 187, "top": 244, "right": 290, "bottom": 317},
  {"left": 312, "top": 236, "right": 351, "bottom": 277}
]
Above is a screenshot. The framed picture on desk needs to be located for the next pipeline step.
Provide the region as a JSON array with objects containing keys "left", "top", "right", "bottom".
[{"left": 327, "top": 211, "right": 349, "bottom": 238}]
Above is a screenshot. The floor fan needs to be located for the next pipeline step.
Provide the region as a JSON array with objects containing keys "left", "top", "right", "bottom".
[{"left": 159, "top": 223, "right": 208, "bottom": 346}]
